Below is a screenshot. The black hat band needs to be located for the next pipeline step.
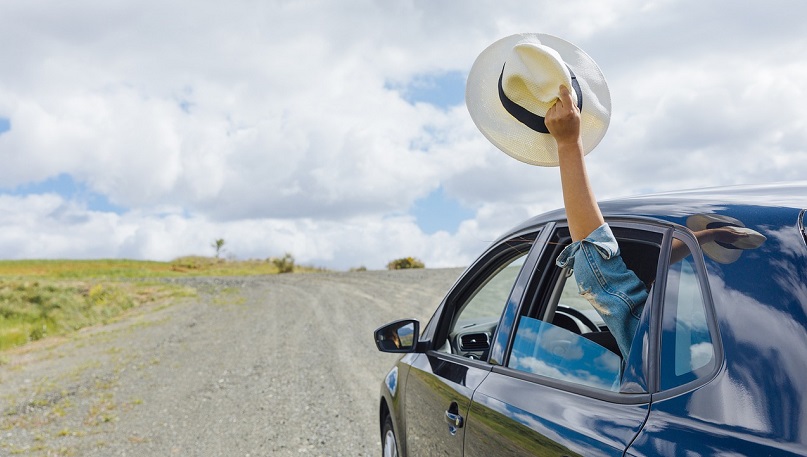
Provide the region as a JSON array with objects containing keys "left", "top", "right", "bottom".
[{"left": 498, "top": 63, "right": 583, "bottom": 134}]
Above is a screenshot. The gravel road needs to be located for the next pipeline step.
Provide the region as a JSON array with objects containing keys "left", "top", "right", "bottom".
[{"left": 0, "top": 268, "right": 464, "bottom": 456}]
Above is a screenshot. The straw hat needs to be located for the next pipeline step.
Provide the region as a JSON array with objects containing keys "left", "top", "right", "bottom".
[
  {"left": 466, "top": 33, "right": 611, "bottom": 166},
  {"left": 686, "top": 214, "right": 767, "bottom": 264}
]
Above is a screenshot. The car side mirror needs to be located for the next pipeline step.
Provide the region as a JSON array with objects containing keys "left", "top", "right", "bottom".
[{"left": 374, "top": 319, "right": 420, "bottom": 353}]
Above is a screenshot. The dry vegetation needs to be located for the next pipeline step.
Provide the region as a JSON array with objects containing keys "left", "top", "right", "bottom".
[{"left": 0, "top": 257, "right": 325, "bottom": 352}]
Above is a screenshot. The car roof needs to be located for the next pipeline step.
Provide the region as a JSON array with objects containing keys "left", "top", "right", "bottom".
[{"left": 505, "top": 181, "right": 807, "bottom": 237}]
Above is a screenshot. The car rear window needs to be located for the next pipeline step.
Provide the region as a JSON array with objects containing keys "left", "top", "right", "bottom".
[{"left": 660, "top": 234, "right": 717, "bottom": 390}]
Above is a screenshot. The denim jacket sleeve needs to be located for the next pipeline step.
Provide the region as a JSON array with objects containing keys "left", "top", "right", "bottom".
[{"left": 556, "top": 223, "right": 648, "bottom": 359}]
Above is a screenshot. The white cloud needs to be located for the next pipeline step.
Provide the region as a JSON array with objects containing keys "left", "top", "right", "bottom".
[{"left": 0, "top": 0, "right": 806, "bottom": 269}]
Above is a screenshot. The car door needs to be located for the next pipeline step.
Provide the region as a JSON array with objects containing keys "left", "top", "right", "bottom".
[
  {"left": 625, "top": 230, "right": 726, "bottom": 456},
  {"left": 402, "top": 228, "right": 548, "bottom": 457},
  {"left": 463, "top": 223, "right": 664, "bottom": 456},
  {"left": 625, "top": 227, "right": 807, "bottom": 456}
]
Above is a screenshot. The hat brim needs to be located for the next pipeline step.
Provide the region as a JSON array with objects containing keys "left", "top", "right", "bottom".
[{"left": 466, "top": 33, "right": 611, "bottom": 167}]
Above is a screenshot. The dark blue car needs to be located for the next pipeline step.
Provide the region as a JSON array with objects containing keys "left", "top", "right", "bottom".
[{"left": 374, "top": 182, "right": 807, "bottom": 456}]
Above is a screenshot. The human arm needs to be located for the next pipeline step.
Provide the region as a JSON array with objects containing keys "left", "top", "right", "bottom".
[
  {"left": 545, "top": 85, "right": 604, "bottom": 242},
  {"left": 547, "top": 86, "right": 648, "bottom": 359}
]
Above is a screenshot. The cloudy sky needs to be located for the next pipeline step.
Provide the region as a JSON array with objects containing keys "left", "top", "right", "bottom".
[{"left": 1, "top": 0, "right": 805, "bottom": 270}]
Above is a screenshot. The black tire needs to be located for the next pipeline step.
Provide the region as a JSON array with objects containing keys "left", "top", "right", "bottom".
[{"left": 382, "top": 414, "right": 399, "bottom": 457}]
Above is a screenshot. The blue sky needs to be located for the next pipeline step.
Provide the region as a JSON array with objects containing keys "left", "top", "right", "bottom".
[
  {"left": 0, "top": 1, "right": 806, "bottom": 268},
  {"left": 412, "top": 186, "right": 475, "bottom": 235},
  {"left": 4, "top": 173, "right": 126, "bottom": 214},
  {"left": 395, "top": 71, "right": 466, "bottom": 109},
  {"left": 398, "top": 71, "right": 473, "bottom": 234}
]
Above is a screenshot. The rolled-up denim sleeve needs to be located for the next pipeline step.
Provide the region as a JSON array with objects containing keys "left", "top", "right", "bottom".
[{"left": 556, "top": 224, "right": 648, "bottom": 359}]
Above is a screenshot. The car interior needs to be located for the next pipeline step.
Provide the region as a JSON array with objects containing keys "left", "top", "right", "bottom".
[
  {"left": 543, "top": 236, "right": 661, "bottom": 359},
  {"left": 441, "top": 230, "right": 662, "bottom": 364}
]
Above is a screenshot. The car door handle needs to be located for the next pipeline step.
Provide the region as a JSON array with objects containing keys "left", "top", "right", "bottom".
[
  {"left": 445, "top": 410, "right": 464, "bottom": 428},
  {"left": 445, "top": 402, "right": 464, "bottom": 435}
]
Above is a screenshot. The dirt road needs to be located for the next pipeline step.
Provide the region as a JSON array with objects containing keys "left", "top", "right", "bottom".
[{"left": 0, "top": 268, "right": 463, "bottom": 456}]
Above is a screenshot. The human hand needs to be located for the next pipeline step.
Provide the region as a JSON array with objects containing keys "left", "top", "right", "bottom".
[{"left": 545, "top": 84, "right": 581, "bottom": 147}]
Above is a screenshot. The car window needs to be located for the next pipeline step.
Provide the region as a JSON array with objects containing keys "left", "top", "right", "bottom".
[
  {"left": 458, "top": 254, "right": 527, "bottom": 321},
  {"left": 505, "top": 227, "right": 662, "bottom": 393},
  {"left": 660, "top": 235, "right": 716, "bottom": 390},
  {"left": 509, "top": 315, "right": 622, "bottom": 391},
  {"left": 439, "top": 251, "right": 528, "bottom": 359},
  {"left": 557, "top": 268, "right": 606, "bottom": 329},
  {"left": 507, "top": 269, "right": 622, "bottom": 391}
]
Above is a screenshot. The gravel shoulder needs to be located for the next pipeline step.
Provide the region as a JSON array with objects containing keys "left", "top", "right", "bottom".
[{"left": 0, "top": 268, "right": 464, "bottom": 456}]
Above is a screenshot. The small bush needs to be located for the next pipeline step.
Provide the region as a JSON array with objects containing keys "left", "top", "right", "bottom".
[
  {"left": 387, "top": 257, "right": 425, "bottom": 270},
  {"left": 29, "top": 325, "right": 47, "bottom": 341},
  {"left": 271, "top": 253, "right": 295, "bottom": 274}
]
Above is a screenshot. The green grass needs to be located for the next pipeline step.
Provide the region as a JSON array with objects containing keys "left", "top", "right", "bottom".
[
  {"left": 0, "top": 256, "right": 324, "bottom": 279},
  {"left": 0, "top": 257, "right": 326, "bottom": 352},
  {"left": 0, "top": 280, "right": 194, "bottom": 351}
]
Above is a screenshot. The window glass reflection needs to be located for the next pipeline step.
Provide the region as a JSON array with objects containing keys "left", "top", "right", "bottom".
[
  {"left": 442, "top": 250, "right": 528, "bottom": 358},
  {"left": 459, "top": 254, "right": 527, "bottom": 322},
  {"left": 661, "top": 237, "right": 716, "bottom": 390},
  {"left": 508, "top": 316, "right": 621, "bottom": 391}
]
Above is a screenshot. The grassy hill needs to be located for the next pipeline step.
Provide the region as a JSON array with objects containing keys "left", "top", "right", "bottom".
[{"left": 0, "top": 257, "right": 324, "bottom": 352}]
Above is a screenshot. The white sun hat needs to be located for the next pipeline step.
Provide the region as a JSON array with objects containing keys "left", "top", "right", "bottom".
[
  {"left": 466, "top": 33, "right": 611, "bottom": 166},
  {"left": 686, "top": 214, "right": 767, "bottom": 264}
]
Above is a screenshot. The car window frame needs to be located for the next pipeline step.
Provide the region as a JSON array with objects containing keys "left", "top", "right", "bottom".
[
  {"left": 649, "top": 226, "right": 725, "bottom": 399},
  {"left": 490, "top": 218, "right": 677, "bottom": 404},
  {"left": 425, "top": 226, "right": 547, "bottom": 366},
  {"left": 799, "top": 209, "right": 807, "bottom": 248}
]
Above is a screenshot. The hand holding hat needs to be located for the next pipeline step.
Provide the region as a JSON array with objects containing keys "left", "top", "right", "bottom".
[
  {"left": 545, "top": 84, "right": 582, "bottom": 148},
  {"left": 466, "top": 33, "right": 611, "bottom": 166}
]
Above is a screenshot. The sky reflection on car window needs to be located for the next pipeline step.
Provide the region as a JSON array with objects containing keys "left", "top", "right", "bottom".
[{"left": 508, "top": 317, "right": 621, "bottom": 391}]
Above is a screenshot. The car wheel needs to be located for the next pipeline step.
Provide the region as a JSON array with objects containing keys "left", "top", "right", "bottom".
[{"left": 382, "top": 415, "right": 398, "bottom": 457}]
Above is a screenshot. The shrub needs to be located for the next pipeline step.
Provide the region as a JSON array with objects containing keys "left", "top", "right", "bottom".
[
  {"left": 387, "top": 257, "right": 425, "bottom": 270},
  {"left": 271, "top": 253, "right": 295, "bottom": 273}
]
